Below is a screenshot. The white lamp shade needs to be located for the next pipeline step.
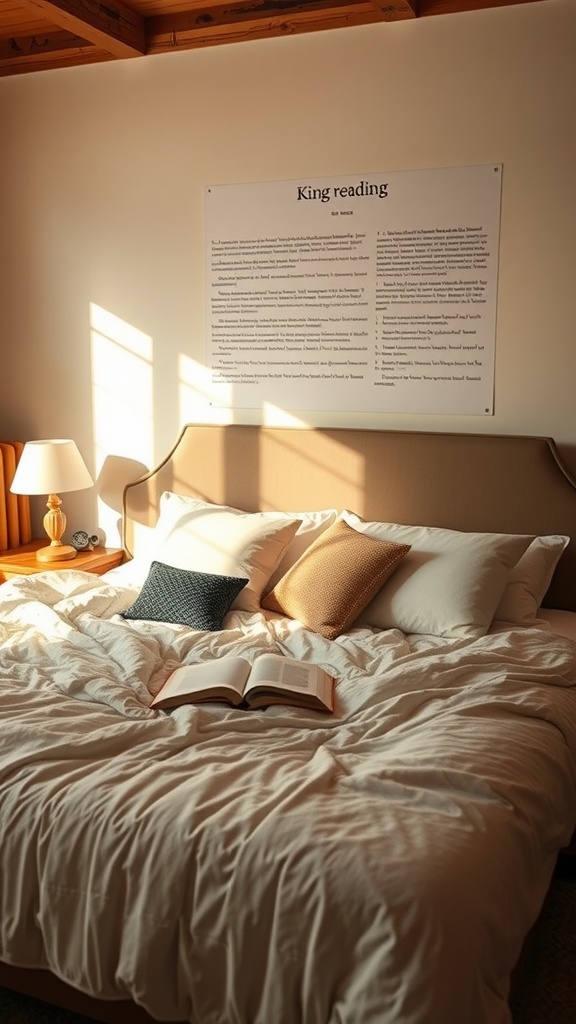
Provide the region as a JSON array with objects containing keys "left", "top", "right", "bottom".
[{"left": 10, "top": 439, "right": 94, "bottom": 495}]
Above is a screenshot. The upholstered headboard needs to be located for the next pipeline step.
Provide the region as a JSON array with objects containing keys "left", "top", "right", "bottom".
[{"left": 123, "top": 426, "right": 576, "bottom": 612}]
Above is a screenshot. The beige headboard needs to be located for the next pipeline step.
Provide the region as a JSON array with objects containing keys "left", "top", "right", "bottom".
[{"left": 123, "top": 425, "right": 576, "bottom": 612}]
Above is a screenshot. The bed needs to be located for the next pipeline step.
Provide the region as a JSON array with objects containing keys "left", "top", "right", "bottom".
[{"left": 1, "top": 424, "right": 576, "bottom": 1024}]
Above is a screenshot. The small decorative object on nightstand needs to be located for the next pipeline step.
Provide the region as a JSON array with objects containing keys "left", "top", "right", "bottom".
[
  {"left": 71, "top": 530, "right": 101, "bottom": 551},
  {"left": 0, "top": 541, "right": 124, "bottom": 582},
  {"left": 10, "top": 438, "right": 94, "bottom": 563}
]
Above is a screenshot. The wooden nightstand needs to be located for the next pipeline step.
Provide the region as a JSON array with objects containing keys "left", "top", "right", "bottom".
[{"left": 0, "top": 540, "right": 124, "bottom": 582}]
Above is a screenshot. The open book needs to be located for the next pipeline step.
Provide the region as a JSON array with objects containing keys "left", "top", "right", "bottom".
[{"left": 151, "top": 653, "right": 335, "bottom": 713}]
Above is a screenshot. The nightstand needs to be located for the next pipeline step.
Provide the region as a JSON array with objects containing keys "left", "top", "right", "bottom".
[{"left": 0, "top": 540, "right": 125, "bottom": 582}]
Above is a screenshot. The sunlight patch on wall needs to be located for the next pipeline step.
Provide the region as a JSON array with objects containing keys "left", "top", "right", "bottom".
[
  {"left": 90, "top": 303, "right": 154, "bottom": 544},
  {"left": 178, "top": 358, "right": 314, "bottom": 429},
  {"left": 178, "top": 354, "right": 236, "bottom": 425}
]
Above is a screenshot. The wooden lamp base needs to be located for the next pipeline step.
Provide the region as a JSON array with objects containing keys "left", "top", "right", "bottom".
[
  {"left": 36, "top": 493, "right": 78, "bottom": 562},
  {"left": 36, "top": 543, "right": 78, "bottom": 562}
]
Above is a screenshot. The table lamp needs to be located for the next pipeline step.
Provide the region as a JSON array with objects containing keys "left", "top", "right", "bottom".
[{"left": 10, "top": 438, "right": 94, "bottom": 562}]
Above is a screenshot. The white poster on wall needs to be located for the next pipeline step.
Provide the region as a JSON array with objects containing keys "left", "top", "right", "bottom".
[{"left": 205, "top": 164, "right": 502, "bottom": 415}]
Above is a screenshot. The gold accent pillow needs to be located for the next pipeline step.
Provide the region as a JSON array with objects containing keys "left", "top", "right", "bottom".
[{"left": 262, "top": 517, "right": 410, "bottom": 640}]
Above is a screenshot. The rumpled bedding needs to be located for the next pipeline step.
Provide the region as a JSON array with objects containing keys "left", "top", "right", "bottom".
[{"left": 1, "top": 569, "right": 576, "bottom": 1024}]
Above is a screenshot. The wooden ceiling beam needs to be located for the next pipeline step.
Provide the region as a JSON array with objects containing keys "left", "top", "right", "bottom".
[
  {"left": 145, "top": 0, "right": 548, "bottom": 55},
  {"left": 418, "top": 0, "right": 551, "bottom": 13},
  {"left": 371, "top": 0, "right": 416, "bottom": 15},
  {"left": 20, "top": 0, "right": 146, "bottom": 56},
  {"left": 0, "top": 0, "right": 554, "bottom": 76},
  {"left": 0, "top": 27, "right": 91, "bottom": 62},
  {"left": 146, "top": 0, "right": 417, "bottom": 54}
]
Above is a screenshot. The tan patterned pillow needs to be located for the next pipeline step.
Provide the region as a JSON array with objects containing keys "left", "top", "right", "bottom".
[{"left": 262, "top": 517, "right": 410, "bottom": 640}]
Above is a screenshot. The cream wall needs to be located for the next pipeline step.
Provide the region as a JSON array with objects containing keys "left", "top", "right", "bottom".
[{"left": 0, "top": 0, "right": 575, "bottom": 544}]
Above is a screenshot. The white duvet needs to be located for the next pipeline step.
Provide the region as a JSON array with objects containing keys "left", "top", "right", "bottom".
[{"left": 1, "top": 569, "right": 576, "bottom": 1024}]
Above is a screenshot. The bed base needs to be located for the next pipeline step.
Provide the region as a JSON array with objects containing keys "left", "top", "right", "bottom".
[
  {"left": 0, "top": 952, "right": 531, "bottom": 1024},
  {"left": 0, "top": 962, "right": 185, "bottom": 1024}
]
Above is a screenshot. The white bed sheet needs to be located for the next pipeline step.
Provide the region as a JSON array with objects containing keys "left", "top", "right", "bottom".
[{"left": 1, "top": 569, "right": 576, "bottom": 1024}]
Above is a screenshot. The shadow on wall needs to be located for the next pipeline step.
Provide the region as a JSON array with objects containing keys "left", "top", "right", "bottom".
[{"left": 96, "top": 455, "right": 150, "bottom": 544}]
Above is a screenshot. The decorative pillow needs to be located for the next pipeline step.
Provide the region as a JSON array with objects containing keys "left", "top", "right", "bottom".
[
  {"left": 494, "top": 535, "right": 569, "bottom": 624},
  {"left": 343, "top": 511, "right": 533, "bottom": 638},
  {"left": 122, "top": 561, "right": 248, "bottom": 631},
  {"left": 262, "top": 517, "right": 411, "bottom": 640},
  {"left": 150, "top": 493, "right": 301, "bottom": 613},
  {"left": 265, "top": 508, "right": 339, "bottom": 589}
]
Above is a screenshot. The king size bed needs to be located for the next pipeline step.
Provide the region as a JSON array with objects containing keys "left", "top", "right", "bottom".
[{"left": 1, "top": 424, "right": 576, "bottom": 1024}]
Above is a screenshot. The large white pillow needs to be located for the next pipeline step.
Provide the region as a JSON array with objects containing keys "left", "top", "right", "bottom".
[
  {"left": 493, "top": 535, "right": 569, "bottom": 624},
  {"left": 149, "top": 492, "right": 301, "bottom": 612},
  {"left": 343, "top": 510, "right": 533, "bottom": 638}
]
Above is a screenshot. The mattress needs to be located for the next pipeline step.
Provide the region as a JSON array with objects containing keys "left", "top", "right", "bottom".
[{"left": 1, "top": 567, "right": 576, "bottom": 1024}]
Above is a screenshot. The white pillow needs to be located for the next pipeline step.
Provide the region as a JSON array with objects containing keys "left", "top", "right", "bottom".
[
  {"left": 265, "top": 509, "right": 339, "bottom": 589},
  {"left": 494, "top": 535, "right": 569, "bottom": 624},
  {"left": 343, "top": 511, "right": 533, "bottom": 638},
  {"left": 149, "top": 493, "right": 301, "bottom": 612},
  {"left": 107, "top": 510, "right": 338, "bottom": 596}
]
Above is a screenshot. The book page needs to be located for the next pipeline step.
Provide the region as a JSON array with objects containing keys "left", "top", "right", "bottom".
[
  {"left": 246, "top": 654, "right": 334, "bottom": 712},
  {"left": 152, "top": 656, "right": 250, "bottom": 707},
  {"left": 248, "top": 654, "right": 314, "bottom": 691},
  {"left": 248, "top": 654, "right": 333, "bottom": 697}
]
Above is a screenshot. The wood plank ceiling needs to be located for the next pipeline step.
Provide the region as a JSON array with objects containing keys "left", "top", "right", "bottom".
[{"left": 0, "top": 0, "right": 552, "bottom": 78}]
